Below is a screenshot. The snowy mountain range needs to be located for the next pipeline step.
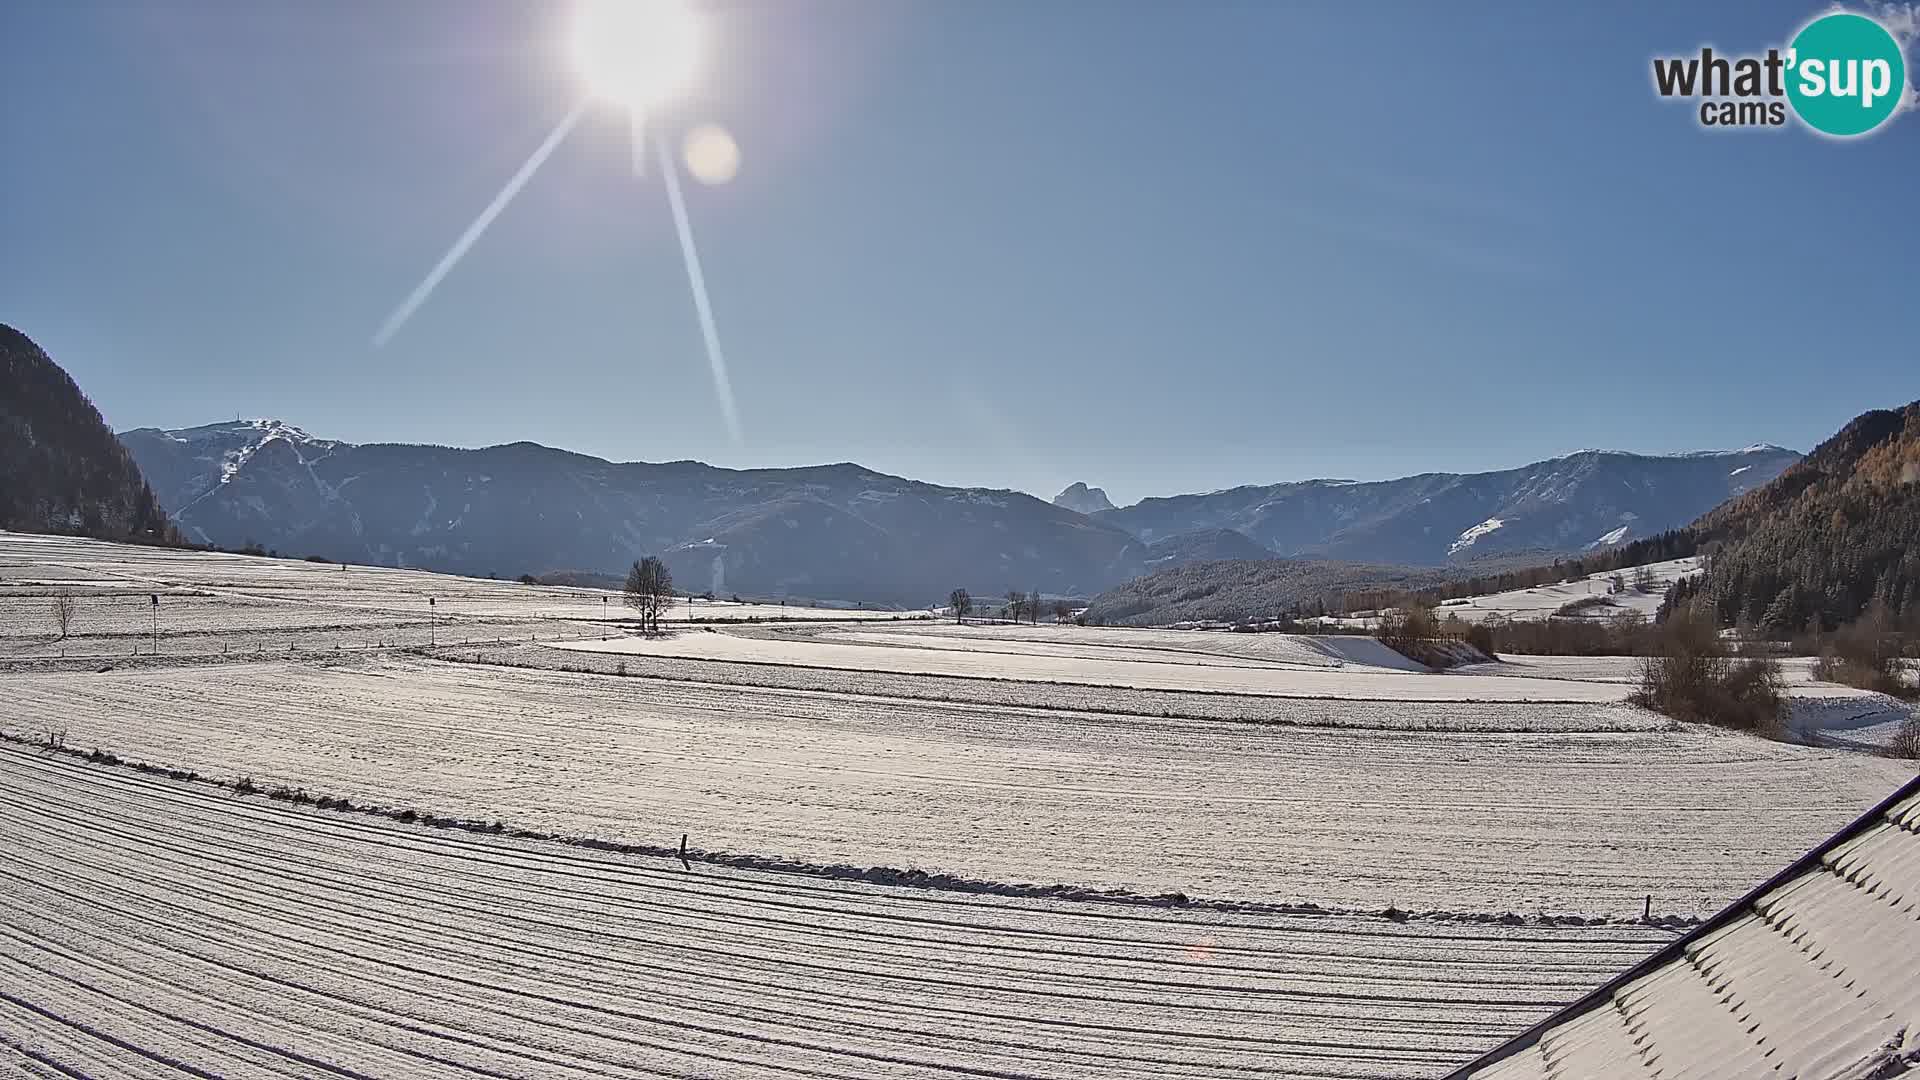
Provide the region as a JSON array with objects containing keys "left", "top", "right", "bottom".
[
  {"left": 118, "top": 419, "right": 1799, "bottom": 605},
  {"left": 1086, "top": 445, "right": 1799, "bottom": 567},
  {"left": 118, "top": 420, "right": 1141, "bottom": 605}
]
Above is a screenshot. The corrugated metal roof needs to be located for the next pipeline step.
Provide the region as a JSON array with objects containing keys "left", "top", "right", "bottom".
[{"left": 1451, "top": 774, "right": 1920, "bottom": 1080}]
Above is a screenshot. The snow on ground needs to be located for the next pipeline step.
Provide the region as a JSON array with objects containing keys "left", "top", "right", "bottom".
[
  {"left": 1, "top": 531, "right": 1913, "bottom": 1076},
  {"left": 1433, "top": 557, "right": 1703, "bottom": 624},
  {"left": 2, "top": 655, "right": 1908, "bottom": 918},
  {"left": 0, "top": 745, "right": 1680, "bottom": 1079},
  {"left": 0, "top": 531, "right": 916, "bottom": 659},
  {"left": 1783, "top": 688, "right": 1917, "bottom": 753},
  {"left": 814, "top": 621, "right": 1434, "bottom": 673},
  {"left": 1461, "top": 655, "right": 1867, "bottom": 688},
  {"left": 554, "top": 626, "right": 1625, "bottom": 702},
  {"left": 1449, "top": 517, "right": 1506, "bottom": 556},
  {"left": 465, "top": 642, "right": 1667, "bottom": 733},
  {"left": 1457, "top": 655, "right": 1917, "bottom": 753}
]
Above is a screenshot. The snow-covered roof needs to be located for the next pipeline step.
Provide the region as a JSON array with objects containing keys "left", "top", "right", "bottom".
[{"left": 1451, "top": 774, "right": 1920, "bottom": 1080}]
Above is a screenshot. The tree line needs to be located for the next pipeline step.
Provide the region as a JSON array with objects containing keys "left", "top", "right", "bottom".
[{"left": 945, "top": 587, "right": 1074, "bottom": 624}]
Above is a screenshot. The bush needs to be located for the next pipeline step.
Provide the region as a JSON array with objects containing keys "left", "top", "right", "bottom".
[
  {"left": 1631, "top": 604, "right": 1786, "bottom": 733},
  {"left": 1894, "top": 712, "right": 1920, "bottom": 760},
  {"left": 1554, "top": 595, "right": 1617, "bottom": 617},
  {"left": 1462, "top": 621, "right": 1498, "bottom": 661},
  {"left": 1810, "top": 603, "right": 1911, "bottom": 697}
]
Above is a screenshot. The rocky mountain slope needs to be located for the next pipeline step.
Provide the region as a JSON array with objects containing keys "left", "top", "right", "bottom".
[
  {"left": 1, "top": 324, "right": 174, "bottom": 543},
  {"left": 1096, "top": 447, "right": 1799, "bottom": 566},
  {"left": 1051, "top": 482, "right": 1115, "bottom": 515},
  {"left": 120, "top": 421, "right": 1144, "bottom": 605}
]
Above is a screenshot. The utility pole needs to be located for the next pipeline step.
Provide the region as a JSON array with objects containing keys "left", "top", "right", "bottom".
[
  {"left": 428, "top": 596, "right": 436, "bottom": 647},
  {"left": 603, "top": 594, "right": 609, "bottom": 638},
  {"left": 149, "top": 593, "right": 159, "bottom": 654}
]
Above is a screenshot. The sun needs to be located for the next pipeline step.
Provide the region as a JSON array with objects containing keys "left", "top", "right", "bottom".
[{"left": 569, "top": 0, "right": 704, "bottom": 111}]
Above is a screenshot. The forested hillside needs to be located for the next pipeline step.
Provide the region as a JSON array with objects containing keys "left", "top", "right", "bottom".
[
  {"left": 1692, "top": 401, "right": 1920, "bottom": 633},
  {"left": 1083, "top": 558, "right": 1450, "bottom": 626},
  {"left": 0, "top": 324, "right": 175, "bottom": 543}
]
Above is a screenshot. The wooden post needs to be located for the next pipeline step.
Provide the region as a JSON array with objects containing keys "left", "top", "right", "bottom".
[
  {"left": 1644, "top": 894, "right": 1652, "bottom": 921},
  {"left": 678, "top": 833, "right": 691, "bottom": 872}
]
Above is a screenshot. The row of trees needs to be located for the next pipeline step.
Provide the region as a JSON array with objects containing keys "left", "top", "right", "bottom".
[{"left": 945, "top": 588, "right": 1075, "bottom": 625}]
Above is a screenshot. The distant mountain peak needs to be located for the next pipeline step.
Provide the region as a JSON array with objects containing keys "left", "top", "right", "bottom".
[
  {"left": 1053, "top": 482, "right": 1115, "bottom": 514},
  {"left": 130, "top": 418, "right": 331, "bottom": 448},
  {"left": 1679, "top": 443, "right": 1798, "bottom": 459}
]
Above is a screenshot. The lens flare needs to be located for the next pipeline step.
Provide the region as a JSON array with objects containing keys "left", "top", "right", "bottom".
[
  {"left": 683, "top": 123, "right": 739, "bottom": 185},
  {"left": 658, "top": 134, "right": 743, "bottom": 446},
  {"left": 379, "top": 2, "right": 745, "bottom": 442},
  {"left": 374, "top": 101, "right": 589, "bottom": 347}
]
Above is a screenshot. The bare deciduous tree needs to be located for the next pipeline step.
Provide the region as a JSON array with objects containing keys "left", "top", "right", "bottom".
[
  {"left": 1052, "top": 599, "right": 1074, "bottom": 623},
  {"left": 50, "top": 594, "right": 75, "bottom": 639},
  {"left": 624, "top": 556, "right": 674, "bottom": 634},
  {"left": 948, "top": 589, "right": 972, "bottom": 623},
  {"left": 1633, "top": 564, "right": 1658, "bottom": 594},
  {"left": 1895, "top": 712, "right": 1920, "bottom": 761}
]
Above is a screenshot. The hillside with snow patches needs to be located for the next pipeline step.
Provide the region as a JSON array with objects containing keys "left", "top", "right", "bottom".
[
  {"left": 120, "top": 418, "right": 1795, "bottom": 606},
  {"left": 118, "top": 420, "right": 1146, "bottom": 605},
  {"left": 1093, "top": 445, "right": 1799, "bottom": 567}
]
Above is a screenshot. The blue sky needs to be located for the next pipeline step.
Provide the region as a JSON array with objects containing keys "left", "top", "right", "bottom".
[{"left": 3, "top": 1, "right": 1916, "bottom": 505}]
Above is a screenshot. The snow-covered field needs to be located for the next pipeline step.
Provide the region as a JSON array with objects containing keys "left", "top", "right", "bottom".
[
  {"left": 468, "top": 642, "right": 1672, "bottom": 733},
  {"left": 0, "top": 745, "right": 1679, "bottom": 1079},
  {"left": 1, "top": 533, "right": 1913, "bottom": 1077},
  {"left": 1432, "top": 558, "right": 1703, "bottom": 624},
  {"left": 4, "top": 654, "right": 1909, "bottom": 916},
  {"left": 554, "top": 625, "right": 1631, "bottom": 702},
  {"left": 0, "top": 532, "right": 917, "bottom": 659}
]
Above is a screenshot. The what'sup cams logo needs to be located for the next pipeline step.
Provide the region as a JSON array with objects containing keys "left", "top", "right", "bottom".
[{"left": 1652, "top": 9, "right": 1913, "bottom": 136}]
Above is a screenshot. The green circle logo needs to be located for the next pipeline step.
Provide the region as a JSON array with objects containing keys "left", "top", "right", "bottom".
[{"left": 1786, "top": 12, "right": 1908, "bottom": 137}]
